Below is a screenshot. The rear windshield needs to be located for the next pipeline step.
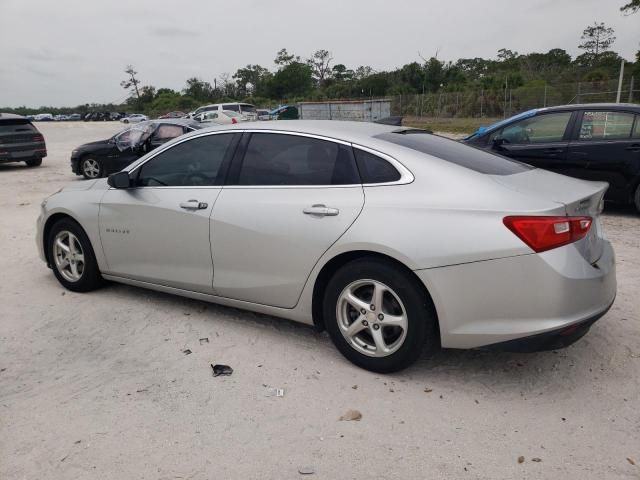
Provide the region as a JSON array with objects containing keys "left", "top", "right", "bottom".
[
  {"left": 375, "top": 132, "right": 531, "bottom": 175},
  {"left": 223, "top": 104, "right": 240, "bottom": 112},
  {"left": 0, "top": 120, "right": 36, "bottom": 134}
]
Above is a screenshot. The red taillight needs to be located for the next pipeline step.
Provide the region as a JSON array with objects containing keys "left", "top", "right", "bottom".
[
  {"left": 33, "top": 135, "right": 44, "bottom": 142},
  {"left": 231, "top": 117, "right": 237, "bottom": 124},
  {"left": 503, "top": 216, "right": 592, "bottom": 253}
]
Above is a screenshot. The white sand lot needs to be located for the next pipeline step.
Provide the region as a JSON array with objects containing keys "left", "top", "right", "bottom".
[{"left": 1, "top": 122, "right": 639, "bottom": 479}]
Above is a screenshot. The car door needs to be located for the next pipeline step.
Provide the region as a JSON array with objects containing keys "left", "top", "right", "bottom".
[
  {"left": 99, "top": 132, "right": 239, "bottom": 293},
  {"left": 487, "top": 111, "right": 574, "bottom": 174},
  {"left": 567, "top": 110, "right": 639, "bottom": 202},
  {"left": 211, "top": 131, "right": 364, "bottom": 308}
]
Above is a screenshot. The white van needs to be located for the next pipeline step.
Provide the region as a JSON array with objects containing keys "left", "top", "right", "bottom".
[{"left": 189, "top": 103, "right": 258, "bottom": 121}]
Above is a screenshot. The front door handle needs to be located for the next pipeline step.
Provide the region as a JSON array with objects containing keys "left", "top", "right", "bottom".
[
  {"left": 179, "top": 199, "right": 208, "bottom": 210},
  {"left": 544, "top": 148, "right": 564, "bottom": 154},
  {"left": 303, "top": 204, "right": 339, "bottom": 216}
]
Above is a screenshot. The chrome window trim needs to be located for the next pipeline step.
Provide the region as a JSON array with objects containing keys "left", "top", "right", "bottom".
[{"left": 119, "top": 128, "right": 414, "bottom": 190}]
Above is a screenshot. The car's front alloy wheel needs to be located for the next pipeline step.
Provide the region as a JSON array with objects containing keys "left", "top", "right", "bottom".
[
  {"left": 81, "top": 158, "right": 102, "bottom": 179},
  {"left": 324, "top": 258, "right": 438, "bottom": 373},
  {"left": 48, "top": 218, "right": 103, "bottom": 292}
]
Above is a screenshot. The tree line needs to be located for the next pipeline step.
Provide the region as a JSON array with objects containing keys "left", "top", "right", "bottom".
[{"left": 4, "top": 17, "right": 639, "bottom": 118}]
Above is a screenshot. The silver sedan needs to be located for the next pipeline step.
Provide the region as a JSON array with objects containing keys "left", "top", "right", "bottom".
[{"left": 36, "top": 121, "right": 616, "bottom": 372}]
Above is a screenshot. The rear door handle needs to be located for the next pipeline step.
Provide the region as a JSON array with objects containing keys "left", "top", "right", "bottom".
[
  {"left": 303, "top": 204, "right": 339, "bottom": 216},
  {"left": 179, "top": 199, "right": 208, "bottom": 210},
  {"left": 625, "top": 144, "right": 640, "bottom": 152}
]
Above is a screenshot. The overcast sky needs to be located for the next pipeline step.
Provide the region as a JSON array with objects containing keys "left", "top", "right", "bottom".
[{"left": 0, "top": 0, "right": 638, "bottom": 107}]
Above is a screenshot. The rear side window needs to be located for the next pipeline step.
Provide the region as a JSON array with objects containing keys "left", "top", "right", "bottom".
[
  {"left": 354, "top": 148, "right": 401, "bottom": 183},
  {"left": 0, "top": 120, "right": 36, "bottom": 134},
  {"left": 240, "top": 104, "right": 257, "bottom": 113},
  {"left": 376, "top": 132, "right": 531, "bottom": 175},
  {"left": 634, "top": 116, "right": 640, "bottom": 139},
  {"left": 237, "top": 133, "right": 359, "bottom": 186},
  {"left": 137, "top": 133, "right": 234, "bottom": 187},
  {"left": 154, "top": 125, "right": 184, "bottom": 139},
  {"left": 579, "top": 111, "right": 635, "bottom": 140},
  {"left": 223, "top": 104, "right": 240, "bottom": 112}
]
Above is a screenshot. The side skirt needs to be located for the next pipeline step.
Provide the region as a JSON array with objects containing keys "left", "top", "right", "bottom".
[{"left": 101, "top": 274, "right": 314, "bottom": 325}]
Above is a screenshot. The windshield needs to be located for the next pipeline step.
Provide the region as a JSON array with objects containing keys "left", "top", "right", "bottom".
[{"left": 465, "top": 109, "right": 538, "bottom": 140}]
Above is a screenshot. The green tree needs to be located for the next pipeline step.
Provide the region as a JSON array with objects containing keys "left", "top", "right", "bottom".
[
  {"left": 183, "top": 77, "right": 215, "bottom": 102},
  {"left": 579, "top": 22, "right": 616, "bottom": 63},
  {"left": 233, "top": 64, "right": 271, "bottom": 97},
  {"left": 268, "top": 61, "right": 313, "bottom": 98},
  {"left": 274, "top": 48, "right": 299, "bottom": 67}
]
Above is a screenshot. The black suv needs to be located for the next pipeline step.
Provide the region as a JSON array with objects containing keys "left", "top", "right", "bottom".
[
  {"left": 463, "top": 103, "right": 640, "bottom": 212},
  {"left": 0, "top": 113, "right": 47, "bottom": 167},
  {"left": 71, "top": 119, "right": 202, "bottom": 179}
]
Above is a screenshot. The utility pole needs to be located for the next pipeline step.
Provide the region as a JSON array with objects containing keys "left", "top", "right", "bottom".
[
  {"left": 629, "top": 77, "right": 635, "bottom": 103},
  {"left": 503, "top": 76, "right": 508, "bottom": 118},
  {"left": 543, "top": 82, "right": 547, "bottom": 108},
  {"left": 616, "top": 59, "right": 624, "bottom": 103}
]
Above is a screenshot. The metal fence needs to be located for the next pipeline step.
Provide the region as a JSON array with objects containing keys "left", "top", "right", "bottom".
[{"left": 390, "top": 78, "right": 639, "bottom": 119}]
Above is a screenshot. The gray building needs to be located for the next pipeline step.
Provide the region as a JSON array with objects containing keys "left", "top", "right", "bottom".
[{"left": 298, "top": 99, "right": 391, "bottom": 122}]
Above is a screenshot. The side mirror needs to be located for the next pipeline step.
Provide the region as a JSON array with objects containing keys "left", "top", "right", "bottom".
[
  {"left": 492, "top": 137, "right": 506, "bottom": 148},
  {"left": 107, "top": 171, "right": 131, "bottom": 189}
]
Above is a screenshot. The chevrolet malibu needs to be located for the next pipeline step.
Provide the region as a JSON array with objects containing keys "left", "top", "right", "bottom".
[{"left": 36, "top": 121, "right": 616, "bottom": 372}]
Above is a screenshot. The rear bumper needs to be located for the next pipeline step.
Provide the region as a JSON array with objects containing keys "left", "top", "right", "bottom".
[
  {"left": 0, "top": 147, "right": 47, "bottom": 163},
  {"left": 477, "top": 297, "right": 614, "bottom": 352},
  {"left": 415, "top": 240, "right": 616, "bottom": 349}
]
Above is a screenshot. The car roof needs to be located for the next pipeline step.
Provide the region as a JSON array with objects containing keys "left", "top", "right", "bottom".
[
  {"left": 0, "top": 113, "right": 28, "bottom": 121},
  {"left": 541, "top": 103, "right": 640, "bottom": 112},
  {"left": 195, "top": 120, "right": 400, "bottom": 145}
]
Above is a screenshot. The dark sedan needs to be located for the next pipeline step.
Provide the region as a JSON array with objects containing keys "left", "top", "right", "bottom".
[
  {"left": 463, "top": 103, "right": 640, "bottom": 212},
  {"left": 71, "top": 119, "right": 202, "bottom": 179}
]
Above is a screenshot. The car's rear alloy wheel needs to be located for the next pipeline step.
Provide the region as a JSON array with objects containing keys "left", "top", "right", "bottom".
[
  {"left": 81, "top": 158, "right": 102, "bottom": 179},
  {"left": 324, "top": 258, "right": 438, "bottom": 373},
  {"left": 336, "top": 279, "right": 408, "bottom": 358},
  {"left": 48, "top": 218, "right": 103, "bottom": 292},
  {"left": 25, "top": 158, "right": 42, "bottom": 167}
]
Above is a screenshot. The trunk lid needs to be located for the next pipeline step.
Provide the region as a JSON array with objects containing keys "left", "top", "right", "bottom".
[{"left": 491, "top": 168, "right": 608, "bottom": 263}]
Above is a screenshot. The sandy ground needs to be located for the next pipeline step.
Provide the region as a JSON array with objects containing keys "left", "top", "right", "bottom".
[{"left": 1, "top": 122, "right": 639, "bottom": 480}]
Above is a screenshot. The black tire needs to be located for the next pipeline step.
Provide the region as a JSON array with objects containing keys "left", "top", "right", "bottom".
[
  {"left": 25, "top": 157, "right": 42, "bottom": 167},
  {"left": 123, "top": 119, "right": 129, "bottom": 124},
  {"left": 323, "top": 258, "right": 438, "bottom": 373},
  {"left": 634, "top": 183, "right": 640, "bottom": 214},
  {"left": 47, "top": 218, "right": 103, "bottom": 292},
  {"left": 80, "top": 157, "right": 103, "bottom": 179}
]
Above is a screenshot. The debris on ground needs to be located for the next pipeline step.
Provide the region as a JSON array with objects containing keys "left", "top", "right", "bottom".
[
  {"left": 352, "top": 385, "right": 358, "bottom": 389},
  {"left": 424, "top": 388, "right": 432, "bottom": 393},
  {"left": 531, "top": 457, "right": 542, "bottom": 462},
  {"left": 183, "top": 349, "right": 192, "bottom": 355},
  {"left": 211, "top": 364, "right": 233, "bottom": 377},
  {"left": 627, "top": 457, "right": 636, "bottom": 466},
  {"left": 298, "top": 466, "right": 315, "bottom": 475},
  {"left": 61, "top": 291, "right": 65, "bottom": 296},
  {"left": 339, "top": 409, "right": 362, "bottom": 421},
  {"left": 517, "top": 456, "right": 525, "bottom": 464},
  {"left": 265, "top": 387, "right": 285, "bottom": 397},
  {"left": 199, "top": 338, "right": 209, "bottom": 345}
]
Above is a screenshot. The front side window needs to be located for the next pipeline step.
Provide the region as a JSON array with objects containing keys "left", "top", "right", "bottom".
[
  {"left": 223, "top": 104, "right": 240, "bottom": 112},
  {"left": 236, "top": 133, "right": 359, "bottom": 186},
  {"left": 633, "top": 116, "right": 640, "bottom": 139},
  {"left": 579, "top": 111, "right": 635, "bottom": 141},
  {"left": 491, "top": 112, "right": 572, "bottom": 144},
  {"left": 136, "top": 133, "right": 234, "bottom": 187}
]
